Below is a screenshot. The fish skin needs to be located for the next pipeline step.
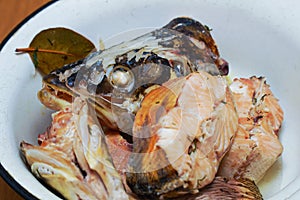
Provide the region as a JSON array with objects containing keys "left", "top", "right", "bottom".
[{"left": 164, "top": 176, "right": 263, "bottom": 200}]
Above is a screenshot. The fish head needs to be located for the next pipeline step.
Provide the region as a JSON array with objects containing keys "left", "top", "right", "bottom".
[{"left": 38, "top": 17, "right": 228, "bottom": 131}]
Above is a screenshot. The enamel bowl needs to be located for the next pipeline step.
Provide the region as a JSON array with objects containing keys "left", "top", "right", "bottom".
[{"left": 1, "top": 0, "right": 300, "bottom": 199}]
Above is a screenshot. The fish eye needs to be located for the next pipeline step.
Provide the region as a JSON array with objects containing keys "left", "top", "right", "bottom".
[{"left": 109, "top": 65, "right": 135, "bottom": 92}]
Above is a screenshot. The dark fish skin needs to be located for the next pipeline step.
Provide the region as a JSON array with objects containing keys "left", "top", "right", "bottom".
[
  {"left": 135, "top": 177, "right": 263, "bottom": 200},
  {"left": 172, "top": 177, "right": 263, "bottom": 200},
  {"left": 164, "top": 17, "right": 229, "bottom": 75},
  {"left": 164, "top": 17, "right": 220, "bottom": 60}
]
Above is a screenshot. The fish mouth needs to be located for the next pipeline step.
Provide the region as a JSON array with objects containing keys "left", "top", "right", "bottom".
[
  {"left": 40, "top": 76, "right": 146, "bottom": 134},
  {"left": 37, "top": 83, "right": 73, "bottom": 111}
]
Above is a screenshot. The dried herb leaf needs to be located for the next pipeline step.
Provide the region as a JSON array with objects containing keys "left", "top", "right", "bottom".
[{"left": 16, "top": 27, "right": 96, "bottom": 75}]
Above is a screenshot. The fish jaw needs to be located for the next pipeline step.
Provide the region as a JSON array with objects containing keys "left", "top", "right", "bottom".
[
  {"left": 20, "top": 142, "right": 103, "bottom": 200},
  {"left": 20, "top": 97, "right": 129, "bottom": 200},
  {"left": 73, "top": 98, "right": 129, "bottom": 199}
]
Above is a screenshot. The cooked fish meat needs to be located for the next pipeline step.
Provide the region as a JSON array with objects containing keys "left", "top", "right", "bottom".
[
  {"left": 20, "top": 97, "right": 129, "bottom": 200},
  {"left": 126, "top": 71, "right": 239, "bottom": 196},
  {"left": 218, "top": 76, "right": 283, "bottom": 183}
]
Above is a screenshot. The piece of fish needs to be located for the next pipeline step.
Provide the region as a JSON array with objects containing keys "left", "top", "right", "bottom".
[
  {"left": 166, "top": 176, "right": 263, "bottom": 200},
  {"left": 126, "top": 71, "right": 239, "bottom": 196},
  {"left": 218, "top": 76, "right": 283, "bottom": 183},
  {"left": 20, "top": 97, "right": 130, "bottom": 200}
]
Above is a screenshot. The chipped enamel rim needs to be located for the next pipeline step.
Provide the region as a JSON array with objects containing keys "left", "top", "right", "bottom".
[{"left": 1, "top": 0, "right": 300, "bottom": 199}]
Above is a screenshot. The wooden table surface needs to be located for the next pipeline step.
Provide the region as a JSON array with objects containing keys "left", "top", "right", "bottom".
[{"left": 0, "top": 1, "right": 51, "bottom": 199}]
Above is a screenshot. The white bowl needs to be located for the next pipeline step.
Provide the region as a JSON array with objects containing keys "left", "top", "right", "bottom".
[{"left": 1, "top": 0, "right": 300, "bottom": 199}]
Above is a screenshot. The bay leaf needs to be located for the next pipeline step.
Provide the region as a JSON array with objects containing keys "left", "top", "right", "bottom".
[{"left": 17, "top": 27, "right": 96, "bottom": 75}]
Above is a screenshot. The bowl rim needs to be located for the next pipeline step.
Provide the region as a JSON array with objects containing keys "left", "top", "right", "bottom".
[{"left": 0, "top": 1, "right": 58, "bottom": 199}]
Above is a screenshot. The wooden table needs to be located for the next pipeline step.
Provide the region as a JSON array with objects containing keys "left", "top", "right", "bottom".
[{"left": 0, "top": 1, "right": 51, "bottom": 199}]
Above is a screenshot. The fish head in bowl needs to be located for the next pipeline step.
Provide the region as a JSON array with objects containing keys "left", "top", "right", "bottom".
[{"left": 1, "top": 1, "right": 300, "bottom": 200}]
